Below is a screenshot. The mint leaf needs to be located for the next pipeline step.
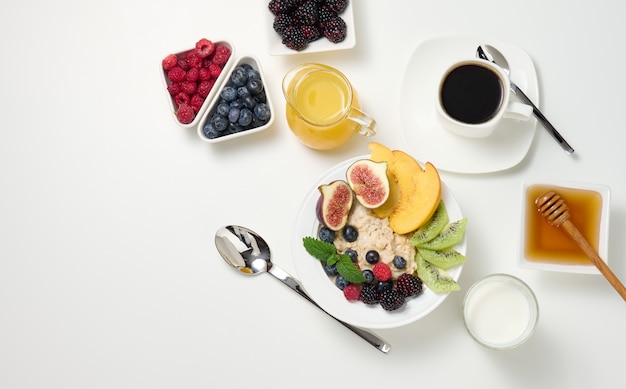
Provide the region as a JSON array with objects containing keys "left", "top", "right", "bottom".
[
  {"left": 336, "top": 257, "right": 366, "bottom": 283},
  {"left": 327, "top": 254, "right": 340, "bottom": 266},
  {"left": 302, "top": 236, "right": 336, "bottom": 261}
]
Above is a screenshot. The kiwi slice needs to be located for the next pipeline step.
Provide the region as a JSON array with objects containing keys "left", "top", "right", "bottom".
[
  {"left": 416, "top": 252, "right": 460, "bottom": 293},
  {"left": 410, "top": 201, "right": 449, "bottom": 246},
  {"left": 418, "top": 247, "right": 466, "bottom": 270},
  {"left": 416, "top": 218, "right": 467, "bottom": 250}
]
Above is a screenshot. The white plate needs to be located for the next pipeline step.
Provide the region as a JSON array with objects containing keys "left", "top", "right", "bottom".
[
  {"left": 292, "top": 156, "right": 466, "bottom": 329},
  {"left": 263, "top": 0, "right": 356, "bottom": 56},
  {"left": 400, "top": 36, "right": 539, "bottom": 174}
]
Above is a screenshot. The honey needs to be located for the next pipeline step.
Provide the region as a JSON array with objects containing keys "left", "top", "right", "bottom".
[{"left": 524, "top": 184, "right": 603, "bottom": 265}]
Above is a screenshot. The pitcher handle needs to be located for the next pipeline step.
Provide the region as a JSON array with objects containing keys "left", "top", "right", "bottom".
[{"left": 348, "top": 107, "right": 377, "bottom": 136}]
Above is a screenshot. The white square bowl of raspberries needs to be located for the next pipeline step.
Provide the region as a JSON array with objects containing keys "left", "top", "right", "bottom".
[
  {"left": 196, "top": 56, "right": 274, "bottom": 143},
  {"left": 161, "top": 38, "right": 236, "bottom": 128},
  {"left": 264, "top": 0, "right": 356, "bottom": 55}
]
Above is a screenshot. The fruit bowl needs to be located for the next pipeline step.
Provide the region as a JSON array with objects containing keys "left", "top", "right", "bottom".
[
  {"left": 292, "top": 155, "right": 467, "bottom": 329},
  {"left": 519, "top": 179, "right": 611, "bottom": 274},
  {"left": 196, "top": 56, "right": 274, "bottom": 143},
  {"left": 160, "top": 39, "right": 236, "bottom": 129},
  {"left": 263, "top": 0, "right": 356, "bottom": 55}
]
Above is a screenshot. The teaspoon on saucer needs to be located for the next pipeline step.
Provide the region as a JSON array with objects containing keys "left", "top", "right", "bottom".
[
  {"left": 477, "top": 44, "right": 575, "bottom": 155},
  {"left": 215, "top": 225, "right": 391, "bottom": 353}
]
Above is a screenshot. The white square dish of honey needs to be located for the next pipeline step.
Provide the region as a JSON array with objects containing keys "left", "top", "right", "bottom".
[{"left": 519, "top": 180, "right": 611, "bottom": 274}]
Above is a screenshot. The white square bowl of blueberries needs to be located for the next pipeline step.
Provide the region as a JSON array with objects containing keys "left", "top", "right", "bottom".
[{"left": 197, "top": 56, "right": 274, "bottom": 142}]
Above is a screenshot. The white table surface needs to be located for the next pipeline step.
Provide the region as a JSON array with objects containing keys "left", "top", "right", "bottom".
[{"left": 2, "top": 1, "right": 626, "bottom": 388}]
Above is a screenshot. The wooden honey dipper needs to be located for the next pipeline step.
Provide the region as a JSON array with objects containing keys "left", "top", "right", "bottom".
[{"left": 535, "top": 191, "right": 626, "bottom": 301}]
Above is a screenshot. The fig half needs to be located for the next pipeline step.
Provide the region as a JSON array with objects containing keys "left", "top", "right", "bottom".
[
  {"left": 317, "top": 180, "right": 353, "bottom": 231},
  {"left": 346, "top": 159, "right": 390, "bottom": 209}
]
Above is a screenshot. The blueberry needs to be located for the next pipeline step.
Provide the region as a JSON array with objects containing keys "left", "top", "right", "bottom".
[
  {"left": 230, "top": 66, "right": 248, "bottom": 87},
  {"left": 238, "top": 108, "right": 253, "bottom": 127},
  {"left": 228, "top": 107, "right": 240, "bottom": 123},
  {"left": 344, "top": 249, "right": 358, "bottom": 263},
  {"left": 335, "top": 276, "right": 350, "bottom": 290},
  {"left": 365, "top": 250, "right": 380, "bottom": 264},
  {"left": 216, "top": 102, "right": 230, "bottom": 117},
  {"left": 342, "top": 225, "right": 358, "bottom": 242},
  {"left": 247, "top": 78, "right": 264, "bottom": 95},
  {"left": 211, "top": 114, "right": 228, "bottom": 132},
  {"left": 230, "top": 98, "right": 245, "bottom": 109},
  {"left": 246, "top": 67, "right": 261, "bottom": 80},
  {"left": 393, "top": 255, "right": 407, "bottom": 270},
  {"left": 202, "top": 123, "right": 219, "bottom": 139},
  {"left": 375, "top": 279, "right": 393, "bottom": 293},
  {"left": 323, "top": 263, "right": 338, "bottom": 276},
  {"left": 362, "top": 269, "right": 375, "bottom": 285},
  {"left": 253, "top": 93, "right": 266, "bottom": 104},
  {"left": 237, "top": 86, "right": 250, "bottom": 99},
  {"left": 253, "top": 103, "right": 271, "bottom": 121},
  {"left": 318, "top": 226, "right": 335, "bottom": 243},
  {"left": 243, "top": 96, "right": 257, "bottom": 110},
  {"left": 221, "top": 86, "right": 237, "bottom": 102}
]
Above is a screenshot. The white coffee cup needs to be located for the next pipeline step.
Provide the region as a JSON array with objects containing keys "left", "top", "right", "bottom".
[{"left": 436, "top": 58, "right": 533, "bottom": 138}]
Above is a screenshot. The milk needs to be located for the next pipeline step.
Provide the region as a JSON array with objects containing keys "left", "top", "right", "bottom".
[{"left": 463, "top": 275, "right": 538, "bottom": 349}]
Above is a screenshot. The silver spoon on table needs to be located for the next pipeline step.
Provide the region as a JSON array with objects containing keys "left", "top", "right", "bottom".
[
  {"left": 214, "top": 225, "right": 391, "bottom": 353},
  {"left": 476, "top": 44, "right": 575, "bottom": 155}
]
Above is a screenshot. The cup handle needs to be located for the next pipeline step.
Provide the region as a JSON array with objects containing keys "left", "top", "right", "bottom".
[
  {"left": 348, "top": 107, "right": 377, "bottom": 136},
  {"left": 503, "top": 101, "right": 533, "bottom": 121}
]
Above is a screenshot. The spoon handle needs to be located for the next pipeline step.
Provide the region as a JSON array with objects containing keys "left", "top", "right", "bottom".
[
  {"left": 268, "top": 265, "right": 391, "bottom": 353},
  {"left": 510, "top": 82, "right": 575, "bottom": 155}
]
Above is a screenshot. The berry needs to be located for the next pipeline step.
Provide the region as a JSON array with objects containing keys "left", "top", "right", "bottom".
[
  {"left": 396, "top": 273, "right": 423, "bottom": 298},
  {"left": 195, "top": 38, "right": 215, "bottom": 58},
  {"left": 281, "top": 25, "right": 308, "bottom": 51},
  {"left": 300, "top": 25, "right": 321, "bottom": 43},
  {"left": 176, "top": 103, "right": 195, "bottom": 124},
  {"left": 197, "top": 79, "right": 215, "bottom": 98},
  {"left": 365, "top": 250, "right": 379, "bottom": 264},
  {"left": 221, "top": 86, "right": 238, "bottom": 102},
  {"left": 273, "top": 13, "right": 293, "bottom": 35},
  {"left": 335, "top": 275, "right": 349, "bottom": 290},
  {"left": 230, "top": 67, "right": 249, "bottom": 87},
  {"left": 208, "top": 63, "right": 222, "bottom": 79},
  {"left": 247, "top": 78, "right": 264, "bottom": 95},
  {"left": 343, "top": 284, "right": 360, "bottom": 301},
  {"left": 323, "top": 16, "right": 347, "bottom": 43},
  {"left": 254, "top": 103, "right": 271, "bottom": 121},
  {"left": 268, "top": 0, "right": 297, "bottom": 15},
  {"left": 167, "top": 67, "right": 186, "bottom": 83},
  {"left": 359, "top": 284, "right": 379, "bottom": 305},
  {"left": 393, "top": 255, "right": 406, "bottom": 270},
  {"left": 361, "top": 269, "right": 375, "bottom": 284},
  {"left": 162, "top": 54, "right": 178, "bottom": 70},
  {"left": 180, "top": 81, "right": 196, "bottom": 95},
  {"left": 326, "top": 0, "right": 348, "bottom": 13},
  {"left": 238, "top": 108, "right": 253, "bottom": 127},
  {"left": 174, "top": 92, "right": 190, "bottom": 106},
  {"left": 167, "top": 83, "right": 181, "bottom": 96},
  {"left": 189, "top": 94, "right": 205, "bottom": 112},
  {"left": 342, "top": 225, "right": 358, "bottom": 242},
  {"left": 372, "top": 262, "right": 392, "bottom": 282},
  {"left": 185, "top": 51, "right": 203, "bottom": 69},
  {"left": 323, "top": 263, "right": 338, "bottom": 276},
  {"left": 293, "top": 1, "right": 320, "bottom": 25},
  {"left": 318, "top": 226, "right": 335, "bottom": 243},
  {"left": 344, "top": 248, "right": 357, "bottom": 263},
  {"left": 379, "top": 289, "right": 405, "bottom": 311},
  {"left": 203, "top": 123, "right": 219, "bottom": 139},
  {"left": 317, "top": 5, "right": 337, "bottom": 27},
  {"left": 375, "top": 279, "right": 393, "bottom": 293},
  {"left": 228, "top": 107, "right": 241, "bottom": 123},
  {"left": 211, "top": 115, "right": 228, "bottom": 132}
]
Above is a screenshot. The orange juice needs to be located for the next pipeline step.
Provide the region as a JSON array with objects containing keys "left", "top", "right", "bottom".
[{"left": 282, "top": 64, "right": 375, "bottom": 150}]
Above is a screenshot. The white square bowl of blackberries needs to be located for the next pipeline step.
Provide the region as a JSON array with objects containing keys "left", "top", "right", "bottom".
[{"left": 197, "top": 56, "right": 274, "bottom": 142}]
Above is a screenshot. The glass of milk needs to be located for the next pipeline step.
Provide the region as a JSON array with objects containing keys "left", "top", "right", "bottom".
[{"left": 463, "top": 274, "right": 539, "bottom": 350}]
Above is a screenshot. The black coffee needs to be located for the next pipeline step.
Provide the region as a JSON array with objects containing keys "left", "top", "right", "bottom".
[{"left": 440, "top": 64, "right": 504, "bottom": 124}]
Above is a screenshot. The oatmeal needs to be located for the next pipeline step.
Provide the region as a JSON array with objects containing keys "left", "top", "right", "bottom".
[{"left": 333, "top": 202, "right": 417, "bottom": 279}]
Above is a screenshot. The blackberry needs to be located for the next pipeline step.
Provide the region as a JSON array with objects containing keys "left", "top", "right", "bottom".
[
  {"left": 300, "top": 25, "right": 321, "bottom": 43},
  {"left": 317, "top": 5, "right": 337, "bottom": 28},
  {"left": 323, "top": 16, "right": 347, "bottom": 43},
  {"left": 396, "top": 273, "right": 423, "bottom": 298},
  {"left": 359, "top": 284, "right": 379, "bottom": 305},
  {"left": 379, "top": 289, "right": 405, "bottom": 311},
  {"left": 273, "top": 13, "right": 293, "bottom": 35},
  {"left": 281, "top": 25, "right": 308, "bottom": 51},
  {"left": 326, "top": 0, "right": 348, "bottom": 13},
  {"left": 293, "top": 0, "right": 320, "bottom": 25},
  {"left": 268, "top": 0, "right": 297, "bottom": 15}
]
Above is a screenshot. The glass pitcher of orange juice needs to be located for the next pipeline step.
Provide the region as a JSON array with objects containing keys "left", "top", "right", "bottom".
[{"left": 282, "top": 63, "right": 377, "bottom": 150}]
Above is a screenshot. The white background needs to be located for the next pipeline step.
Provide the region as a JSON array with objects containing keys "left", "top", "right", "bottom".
[{"left": 2, "top": 1, "right": 625, "bottom": 388}]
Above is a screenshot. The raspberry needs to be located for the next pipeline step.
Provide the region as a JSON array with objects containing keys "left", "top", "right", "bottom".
[
  {"left": 212, "top": 52, "right": 230, "bottom": 66},
  {"left": 372, "top": 262, "right": 392, "bottom": 282},
  {"left": 180, "top": 81, "right": 197, "bottom": 95},
  {"left": 195, "top": 38, "right": 215, "bottom": 58},
  {"left": 185, "top": 51, "right": 203, "bottom": 69},
  {"left": 208, "top": 63, "right": 222, "bottom": 79},
  {"left": 174, "top": 92, "right": 190, "bottom": 106},
  {"left": 197, "top": 79, "right": 215, "bottom": 98},
  {"left": 166, "top": 82, "right": 181, "bottom": 96},
  {"left": 186, "top": 67, "right": 199, "bottom": 82},
  {"left": 167, "top": 67, "right": 186, "bottom": 83},
  {"left": 189, "top": 94, "right": 205, "bottom": 112},
  {"left": 343, "top": 284, "right": 361, "bottom": 301},
  {"left": 323, "top": 16, "right": 347, "bottom": 43},
  {"left": 162, "top": 54, "right": 178, "bottom": 70},
  {"left": 379, "top": 289, "right": 405, "bottom": 311},
  {"left": 177, "top": 58, "right": 190, "bottom": 71},
  {"left": 176, "top": 103, "right": 195, "bottom": 124},
  {"left": 359, "top": 284, "right": 379, "bottom": 305},
  {"left": 396, "top": 273, "right": 423, "bottom": 298},
  {"left": 198, "top": 67, "right": 212, "bottom": 81}
]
